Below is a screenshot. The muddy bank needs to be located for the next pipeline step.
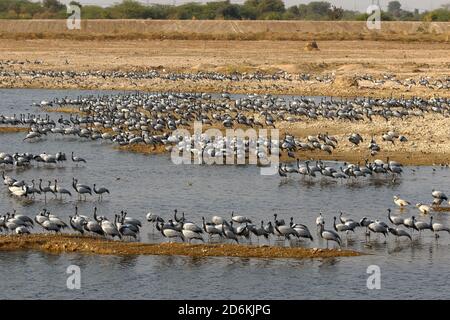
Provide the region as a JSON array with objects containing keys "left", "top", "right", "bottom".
[
  {"left": 0, "top": 126, "right": 29, "bottom": 133},
  {"left": 0, "top": 234, "right": 361, "bottom": 259}
]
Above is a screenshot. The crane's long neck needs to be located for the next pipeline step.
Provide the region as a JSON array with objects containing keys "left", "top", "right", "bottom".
[{"left": 202, "top": 218, "right": 206, "bottom": 232}]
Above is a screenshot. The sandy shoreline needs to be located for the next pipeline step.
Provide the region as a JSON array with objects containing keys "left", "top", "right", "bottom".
[{"left": 0, "top": 234, "right": 360, "bottom": 259}]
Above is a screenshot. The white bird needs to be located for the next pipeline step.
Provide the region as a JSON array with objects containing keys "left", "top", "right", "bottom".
[
  {"left": 211, "top": 215, "right": 226, "bottom": 225},
  {"left": 432, "top": 190, "right": 448, "bottom": 201},
  {"left": 416, "top": 203, "right": 431, "bottom": 215},
  {"left": 15, "top": 226, "right": 30, "bottom": 235},
  {"left": 393, "top": 195, "right": 410, "bottom": 208},
  {"left": 69, "top": 209, "right": 85, "bottom": 235},
  {"left": 231, "top": 211, "right": 252, "bottom": 224},
  {"left": 8, "top": 185, "right": 28, "bottom": 197},
  {"left": 146, "top": 212, "right": 164, "bottom": 223},
  {"left": 315, "top": 212, "right": 324, "bottom": 228}
]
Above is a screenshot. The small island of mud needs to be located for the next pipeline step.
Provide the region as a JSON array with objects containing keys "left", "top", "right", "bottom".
[{"left": 0, "top": 234, "right": 362, "bottom": 259}]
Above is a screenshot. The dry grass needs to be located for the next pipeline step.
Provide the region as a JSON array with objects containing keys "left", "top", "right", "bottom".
[
  {"left": 0, "top": 20, "right": 448, "bottom": 42},
  {"left": 0, "top": 234, "right": 361, "bottom": 259},
  {"left": 1, "top": 31, "right": 448, "bottom": 42}
]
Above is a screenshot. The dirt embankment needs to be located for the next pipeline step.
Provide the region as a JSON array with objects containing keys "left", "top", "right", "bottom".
[{"left": 0, "top": 234, "right": 361, "bottom": 259}]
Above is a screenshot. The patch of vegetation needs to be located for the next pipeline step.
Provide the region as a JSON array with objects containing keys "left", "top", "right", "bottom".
[{"left": 0, "top": 0, "right": 448, "bottom": 21}]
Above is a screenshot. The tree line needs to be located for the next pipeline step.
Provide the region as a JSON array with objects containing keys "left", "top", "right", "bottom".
[{"left": 0, "top": 0, "right": 449, "bottom": 21}]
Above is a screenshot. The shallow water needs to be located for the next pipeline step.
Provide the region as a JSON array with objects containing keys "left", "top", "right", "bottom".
[{"left": 1, "top": 88, "right": 450, "bottom": 299}]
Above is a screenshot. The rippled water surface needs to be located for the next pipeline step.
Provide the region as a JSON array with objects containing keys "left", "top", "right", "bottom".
[{"left": 1, "top": 88, "right": 450, "bottom": 299}]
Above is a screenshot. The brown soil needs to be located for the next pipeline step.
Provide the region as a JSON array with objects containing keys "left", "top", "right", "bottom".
[
  {"left": 41, "top": 106, "right": 83, "bottom": 114},
  {"left": 114, "top": 144, "right": 168, "bottom": 155},
  {"left": 0, "top": 234, "right": 361, "bottom": 259},
  {"left": 0, "top": 126, "right": 29, "bottom": 133}
]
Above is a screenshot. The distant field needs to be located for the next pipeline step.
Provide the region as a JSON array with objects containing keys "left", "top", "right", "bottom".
[{"left": 0, "top": 19, "right": 449, "bottom": 41}]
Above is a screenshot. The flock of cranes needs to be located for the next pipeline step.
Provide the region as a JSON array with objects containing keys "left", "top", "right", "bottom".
[
  {"left": 0, "top": 92, "right": 448, "bottom": 169},
  {"left": 1, "top": 91, "right": 449, "bottom": 255},
  {"left": 355, "top": 74, "right": 450, "bottom": 91},
  {"left": 0, "top": 151, "right": 85, "bottom": 168},
  {"left": 2, "top": 203, "right": 450, "bottom": 249},
  {"left": 2, "top": 69, "right": 331, "bottom": 84},
  {"left": 1, "top": 69, "right": 448, "bottom": 91},
  {"left": 2, "top": 172, "right": 110, "bottom": 202},
  {"left": 0, "top": 208, "right": 141, "bottom": 239},
  {"left": 278, "top": 158, "right": 403, "bottom": 181}
]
